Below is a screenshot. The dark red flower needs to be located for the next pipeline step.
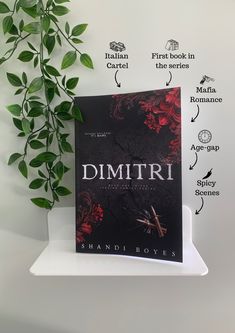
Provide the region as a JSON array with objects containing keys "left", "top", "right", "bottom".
[
  {"left": 110, "top": 88, "right": 181, "bottom": 163},
  {"left": 159, "top": 115, "right": 169, "bottom": 126},
  {"left": 92, "top": 204, "right": 104, "bottom": 222},
  {"left": 165, "top": 88, "right": 180, "bottom": 109},
  {"left": 144, "top": 113, "right": 161, "bottom": 133},
  {"left": 80, "top": 223, "right": 92, "bottom": 235},
  {"left": 77, "top": 192, "right": 104, "bottom": 244},
  {"left": 76, "top": 231, "right": 85, "bottom": 244}
]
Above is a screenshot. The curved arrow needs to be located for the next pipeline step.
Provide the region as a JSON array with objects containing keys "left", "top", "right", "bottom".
[
  {"left": 166, "top": 71, "right": 172, "bottom": 86},
  {"left": 189, "top": 152, "right": 198, "bottom": 170},
  {"left": 114, "top": 70, "right": 121, "bottom": 88},
  {"left": 191, "top": 104, "right": 200, "bottom": 122},
  {"left": 195, "top": 197, "right": 204, "bottom": 215}
]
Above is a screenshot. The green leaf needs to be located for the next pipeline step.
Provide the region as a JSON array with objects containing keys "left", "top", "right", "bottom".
[
  {"left": 23, "top": 22, "right": 41, "bottom": 34},
  {"left": 27, "top": 42, "right": 37, "bottom": 51},
  {"left": 42, "top": 15, "right": 50, "bottom": 32},
  {"left": 38, "top": 129, "right": 49, "bottom": 139},
  {"left": 44, "top": 182, "right": 48, "bottom": 192},
  {"left": 38, "top": 170, "right": 47, "bottom": 178},
  {"left": 52, "top": 179, "right": 59, "bottom": 188},
  {"left": 30, "top": 118, "right": 35, "bottom": 131},
  {"left": 49, "top": 13, "right": 58, "bottom": 23},
  {"left": 31, "top": 197, "right": 52, "bottom": 209},
  {"left": 34, "top": 55, "right": 39, "bottom": 67},
  {"left": 0, "top": 57, "right": 6, "bottom": 65},
  {"left": 64, "top": 165, "right": 70, "bottom": 173},
  {"left": 52, "top": 5, "right": 69, "bottom": 16},
  {"left": 53, "top": 161, "right": 64, "bottom": 179},
  {"left": 56, "top": 101, "right": 71, "bottom": 113},
  {"left": 56, "top": 34, "right": 61, "bottom": 46},
  {"left": 22, "top": 5, "right": 38, "bottom": 18},
  {"left": 7, "top": 73, "right": 22, "bottom": 87},
  {"left": 65, "top": 21, "right": 70, "bottom": 35},
  {"left": 22, "top": 118, "right": 31, "bottom": 134},
  {"left": 18, "top": 50, "right": 34, "bottom": 62},
  {"left": 57, "top": 112, "right": 72, "bottom": 120},
  {"left": 3, "top": 16, "right": 13, "bottom": 34},
  {"left": 61, "top": 51, "right": 77, "bottom": 70},
  {"left": 19, "top": 19, "right": 24, "bottom": 32},
  {"left": 47, "top": 0, "right": 54, "bottom": 6},
  {"left": 28, "top": 77, "right": 43, "bottom": 93},
  {"left": 6, "top": 36, "right": 17, "bottom": 43},
  {"left": 28, "top": 107, "right": 43, "bottom": 117},
  {"left": 18, "top": 160, "right": 28, "bottom": 178},
  {"left": 44, "top": 78, "right": 56, "bottom": 88},
  {"left": 8, "top": 153, "right": 22, "bottom": 165},
  {"left": 71, "top": 38, "right": 83, "bottom": 44},
  {"left": 15, "top": 88, "right": 25, "bottom": 95},
  {"left": 22, "top": 72, "right": 27, "bottom": 85},
  {"left": 72, "top": 105, "right": 83, "bottom": 122},
  {"left": 55, "top": 186, "right": 71, "bottom": 196},
  {"left": 19, "top": 0, "right": 37, "bottom": 8},
  {"left": 46, "top": 87, "right": 55, "bottom": 103},
  {"left": 29, "top": 178, "right": 45, "bottom": 189},
  {"left": 29, "top": 100, "right": 44, "bottom": 107},
  {"left": 61, "top": 141, "right": 73, "bottom": 153},
  {"left": 48, "top": 133, "right": 54, "bottom": 145},
  {"left": 0, "top": 2, "right": 10, "bottom": 13},
  {"left": 52, "top": 191, "right": 59, "bottom": 202},
  {"left": 29, "top": 140, "right": 45, "bottom": 149},
  {"left": 36, "top": 152, "right": 57, "bottom": 163},
  {"left": 45, "top": 65, "right": 61, "bottom": 77},
  {"left": 9, "top": 24, "right": 18, "bottom": 35},
  {"left": 66, "top": 77, "right": 79, "bottom": 90},
  {"left": 13, "top": 118, "right": 23, "bottom": 131},
  {"left": 72, "top": 24, "right": 87, "bottom": 36},
  {"left": 80, "top": 53, "right": 93, "bottom": 69},
  {"left": 29, "top": 158, "right": 43, "bottom": 168},
  {"left": 62, "top": 75, "right": 66, "bottom": 86},
  {"left": 7, "top": 104, "right": 21, "bottom": 117}
]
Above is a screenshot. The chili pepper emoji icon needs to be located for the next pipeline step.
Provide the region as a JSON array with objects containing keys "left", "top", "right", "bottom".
[{"left": 202, "top": 168, "right": 213, "bottom": 180}]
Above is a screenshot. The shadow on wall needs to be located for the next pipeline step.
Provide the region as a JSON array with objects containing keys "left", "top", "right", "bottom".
[
  {"left": 0, "top": 134, "right": 76, "bottom": 241},
  {"left": 0, "top": 314, "right": 77, "bottom": 333}
]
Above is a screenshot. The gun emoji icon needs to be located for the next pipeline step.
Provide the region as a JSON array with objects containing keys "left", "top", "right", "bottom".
[{"left": 200, "top": 75, "right": 215, "bottom": 85}]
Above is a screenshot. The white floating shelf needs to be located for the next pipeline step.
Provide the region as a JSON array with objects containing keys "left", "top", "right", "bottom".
[{"left": 30, "top": 206, "right": 208, "bottom": 276}]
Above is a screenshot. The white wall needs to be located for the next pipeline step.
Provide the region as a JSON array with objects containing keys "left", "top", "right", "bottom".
[{"left": 0, "top": 0, "right": 235, "bottom": 332}]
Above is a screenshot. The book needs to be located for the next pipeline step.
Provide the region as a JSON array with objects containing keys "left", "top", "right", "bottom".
[{"left": 75, "top": 87, "right": 182, "bottom": 262}]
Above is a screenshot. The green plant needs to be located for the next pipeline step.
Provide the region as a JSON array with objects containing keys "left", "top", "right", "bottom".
[{"left": 0, "top": 0, "right": 93, "bottom": 209}]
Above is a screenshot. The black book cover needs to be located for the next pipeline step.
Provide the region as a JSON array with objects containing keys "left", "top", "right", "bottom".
[{"left": 75, "top": 87, "right": 182, "bottom": 262}]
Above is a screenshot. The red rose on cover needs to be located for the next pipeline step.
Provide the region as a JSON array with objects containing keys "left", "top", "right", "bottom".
[{"left": 76, "top": 192, "right": 104, "bottom": 244}]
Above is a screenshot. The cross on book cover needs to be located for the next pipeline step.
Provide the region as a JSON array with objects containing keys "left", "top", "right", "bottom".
[{"left": 75, "top": 87, "right": 182, "bottom": 262}]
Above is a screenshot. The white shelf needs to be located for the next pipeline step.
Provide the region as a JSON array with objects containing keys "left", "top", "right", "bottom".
[{"left": 30, "top": 206, "right": 208, "bottom": 276}]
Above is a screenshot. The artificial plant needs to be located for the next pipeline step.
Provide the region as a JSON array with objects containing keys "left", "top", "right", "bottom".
[{"left": 0, "top": 0, "right": 93, "bottom": 209}]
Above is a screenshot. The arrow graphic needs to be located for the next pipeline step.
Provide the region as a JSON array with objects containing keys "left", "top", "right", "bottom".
[
  {"left": 114, "top": 70, "right": 121, "bottom": 88},
  {"left": 166, "top": 71, "right": 172, "bottom": 86},
  {"left": 195, "top": 197, "right": 204, "bottom": 215},
  {"left": 189, "top": 152, "right": 198, "bottom": 170},
  {"left": 191, "top": 104, "right": 200, "bottom": 122}
]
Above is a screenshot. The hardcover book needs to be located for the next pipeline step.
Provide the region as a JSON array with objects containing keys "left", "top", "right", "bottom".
[{"left": 75, "top": 87, "right": 182, "bottom": 262}]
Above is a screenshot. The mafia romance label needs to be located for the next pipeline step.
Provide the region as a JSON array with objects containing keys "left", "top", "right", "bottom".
[{"left": 75, "top": 87, "right": 182, "bottom": 262}]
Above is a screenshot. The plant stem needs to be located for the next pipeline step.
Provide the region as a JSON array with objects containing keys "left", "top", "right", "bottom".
[
  {"left": 55, "top": 77, "right": 74, "bottom": 102},
  {"left": 39, "top": 0, "right": 56, "bottom": 207},
  {"left": 53, "top": 20, "right": 82, "bottom": 55},
  {"left": 2, "top": 34, "right": 31, "bottom": 63}
]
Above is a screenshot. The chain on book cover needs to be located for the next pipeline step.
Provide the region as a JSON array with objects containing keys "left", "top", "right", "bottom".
[{"left": 75, "top": 87, "right": 182, "bottom": 262}]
